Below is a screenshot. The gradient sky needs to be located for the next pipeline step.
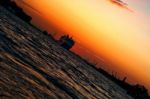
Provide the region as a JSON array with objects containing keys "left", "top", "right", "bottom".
[{"left": 16, "top": 0, "right": 150, "bottom": 91}]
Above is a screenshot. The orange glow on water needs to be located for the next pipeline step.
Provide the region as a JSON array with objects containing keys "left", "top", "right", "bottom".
[{"left": 16, "top": 0, "right": 150, "bottom": 91}]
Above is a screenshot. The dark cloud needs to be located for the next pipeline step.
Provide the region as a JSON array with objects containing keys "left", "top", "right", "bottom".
[
  {"left": 110, "top": 0, "right": 127, "bottom": 7},
  {"left": 109, "top": 0, "right": 134, "bottom": 12}
]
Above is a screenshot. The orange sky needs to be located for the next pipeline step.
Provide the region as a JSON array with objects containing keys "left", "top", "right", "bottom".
[{"left": 16, "top": 0, "right": 150, "bottom": 91}]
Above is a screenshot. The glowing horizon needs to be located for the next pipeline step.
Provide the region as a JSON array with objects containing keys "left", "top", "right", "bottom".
[{"left": 16, "top": 0, "right": 150, "bottom": 91}]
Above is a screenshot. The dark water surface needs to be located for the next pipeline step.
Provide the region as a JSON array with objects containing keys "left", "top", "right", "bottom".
[{"left": 0, "top": 6, "right": 132, "bottom": 99}]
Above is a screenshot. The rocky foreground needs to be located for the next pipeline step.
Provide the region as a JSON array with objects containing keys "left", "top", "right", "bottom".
[{"left": 0, "top": 6, "right": 132, "bottom": 99}]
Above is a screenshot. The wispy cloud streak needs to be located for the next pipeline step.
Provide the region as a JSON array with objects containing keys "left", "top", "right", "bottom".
[
  {"left": 109, "top": 0, "right": 134, "bottom": 12},
  {"left": 18, "top": 0, "right": 41, "bottom": 14}
]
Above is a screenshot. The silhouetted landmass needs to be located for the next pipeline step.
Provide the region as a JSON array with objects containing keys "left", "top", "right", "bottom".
[
  {"left": 0, "top": 6, "right": 132, "bottom": 99},
  {"left": 67, "top": 48, "right": 150, "bottom": 99},
  {"left": 58, "top": 35, "right": 75, "bottom": 50},
  {"left": 84, "top": 61, "right": 150, "bottom": 99},
  {"left": 0, "top": 0, "right": 32, "bottom": 23},
  {"left": 43, "top": 31, "right": 56, "bottom": 41},
  {"left": 0, "top": 0, "right": 10, "bottom": 5}
]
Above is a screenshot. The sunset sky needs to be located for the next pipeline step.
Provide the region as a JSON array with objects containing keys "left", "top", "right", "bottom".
[{"left": 15, "top": 0, "right": 150, "bottom": 91}]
